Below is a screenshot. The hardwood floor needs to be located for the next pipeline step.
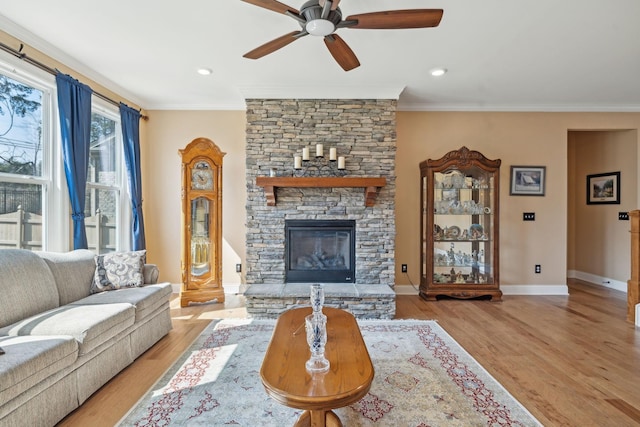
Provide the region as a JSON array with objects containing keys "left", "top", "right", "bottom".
[{"left": 58, "top": 280, "right": 640, "bottom": 427}]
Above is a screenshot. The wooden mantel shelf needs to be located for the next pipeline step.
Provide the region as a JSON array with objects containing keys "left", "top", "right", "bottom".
[{"left": 255, "top": 177, "right": 386, "bottom": 207}]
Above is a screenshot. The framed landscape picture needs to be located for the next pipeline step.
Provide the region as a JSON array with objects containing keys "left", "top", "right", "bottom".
[
  {"left": 586, "top": 171, "right": 620, "bottom": 204},
  {"left": 510, "top": 166, "right": 546, "bottom": 196}
]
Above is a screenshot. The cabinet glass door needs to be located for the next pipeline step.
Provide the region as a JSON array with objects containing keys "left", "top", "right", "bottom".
[
  {"left": 190, "top": 197, "right": 211, "bottom": 277},
  {"left": 432, "top": 167, "right": 494, "bottom": 285}
]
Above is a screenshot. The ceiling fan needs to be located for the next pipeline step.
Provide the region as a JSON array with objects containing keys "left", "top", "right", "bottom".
[{"left": 241, "top": 0, "right": 443, "bottom": 71}]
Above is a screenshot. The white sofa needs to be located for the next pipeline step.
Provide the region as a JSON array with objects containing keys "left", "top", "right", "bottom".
[{"left": 0, "top": 249, "right": 173, "bottom": 427}]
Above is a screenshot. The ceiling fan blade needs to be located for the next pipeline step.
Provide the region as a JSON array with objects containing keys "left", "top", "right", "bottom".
[
  {"left": 243, "top": 31, "right": 304, "bottom": 59},
  {"left": 324, "top": 34, "right": 360, "bottom": 71},
  {"left": 241, "top": 0, "right": 299, "bottom": 15},
  {"left": 346, "top": 9, "right": 443, "bottom": 29}
]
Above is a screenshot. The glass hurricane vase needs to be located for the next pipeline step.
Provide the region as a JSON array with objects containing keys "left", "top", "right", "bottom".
[
  {"left": 304, "top": 313, "right": 330, "bottom": 373},
  {"left": 310, "top": 283, "right": 324, "bottom": 313}
]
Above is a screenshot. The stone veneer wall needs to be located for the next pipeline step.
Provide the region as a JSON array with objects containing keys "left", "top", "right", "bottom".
[{"left": 245, "top": 99, "right": 397, "bottom": 286}]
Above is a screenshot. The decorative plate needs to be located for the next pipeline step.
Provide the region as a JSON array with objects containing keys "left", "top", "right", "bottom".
[
  {"left": 469, "top": 224, "right": 483, "bottom": 239},
  {"left": 445, "top": 226, "right": 461, "bottom": 239}
]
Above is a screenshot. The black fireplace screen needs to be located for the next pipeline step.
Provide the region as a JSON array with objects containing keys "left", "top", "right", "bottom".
[{"left": 285, "top": 220, "right": 356, "bottom": 283}]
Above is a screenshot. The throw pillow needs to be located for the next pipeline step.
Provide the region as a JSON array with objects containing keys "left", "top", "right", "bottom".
[{"left": 91, "top": 250, "right": 147, "bottom": 293}]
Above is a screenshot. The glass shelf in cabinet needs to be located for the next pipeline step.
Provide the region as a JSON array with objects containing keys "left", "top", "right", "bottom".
[
  {"left": 432, "top": 275, "right": 494, "bottom": 285},
  {"left": 433, "top": 264, "right": 492, "bottom": 270}
]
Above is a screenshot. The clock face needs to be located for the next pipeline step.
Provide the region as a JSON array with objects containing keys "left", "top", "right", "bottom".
[{"left": 191, "top": 162, "right": 214, "bottom": 190}]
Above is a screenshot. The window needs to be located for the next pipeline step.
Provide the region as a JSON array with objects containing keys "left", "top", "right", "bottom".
[
  {"left": 85, "top": 105, "right": 129, "bottom": 254},
  {"left": 0, "top": 67, "right": 50, "bottom": 250},
  {"left": 0, "top": 52, "right": 132, "bottom": 252}
]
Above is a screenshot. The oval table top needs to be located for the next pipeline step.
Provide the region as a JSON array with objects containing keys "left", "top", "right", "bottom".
[{"left": 260, "top": 306, "right": 374, "bottom": 411}]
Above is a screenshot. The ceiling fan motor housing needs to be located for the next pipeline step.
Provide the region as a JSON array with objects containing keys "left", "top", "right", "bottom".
[{"left": 300, "top": 0, "right": 342, "bottom": 36}]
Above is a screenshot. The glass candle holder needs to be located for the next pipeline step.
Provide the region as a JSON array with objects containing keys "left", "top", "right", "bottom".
[
  {"left": 305, "top": 313, "right": 330, "bottom": 373},
  {"left": 310, "top": 283, "right": 324, "bottom": 313}
]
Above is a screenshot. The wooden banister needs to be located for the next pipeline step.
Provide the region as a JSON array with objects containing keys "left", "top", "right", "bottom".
[{"left": 628, "top": 210, "right": 640, "bottom": 323}]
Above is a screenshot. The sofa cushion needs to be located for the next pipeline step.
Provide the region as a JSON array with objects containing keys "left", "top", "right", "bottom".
[
  {"left": 0, "top": 335, "right": 78, "bottom": 405},
  {"left": 91, "top": 250, "right": 147, "bottom": 293},
  {"left": 38, "top": 249, "right": 96, "bottom": 306},
  {"left": 143, "top": 264, "right": 160, "bottom": 284},
  {"left": 70, "top": 283, "right": 172, "bottom": 322},
  {"left": 0, "top": 250, "right": 59, "bottom": 329},
  {"left": 0, "top": 304, "right": 135, "bottom": 355}
]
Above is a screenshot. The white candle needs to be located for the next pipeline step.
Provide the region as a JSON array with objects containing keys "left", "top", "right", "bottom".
[
  {"left": 316, "top": 144, "right": 323, "bottom": 157},
  {"left": 294, "top": 155, "right": 302, "bottom": 169},
  {"left": 329, "top": 147, "right": 337, "bottom": 161},
  {"left": 338, "top": 156, "right": 345, "bottom": 170},
  {"left": 302, "top": 147, "right": 310, "bottom": 161}
]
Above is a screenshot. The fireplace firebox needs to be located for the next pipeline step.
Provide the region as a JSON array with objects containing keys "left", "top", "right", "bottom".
[{"left": 285, "top": 220, "right": 356, "bottom": 283}]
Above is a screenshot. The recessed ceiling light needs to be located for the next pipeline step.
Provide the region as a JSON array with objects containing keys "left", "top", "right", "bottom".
[
  {"left": 430, "top": 68, "right": 447, "bottom": 77},
  {"left": 197, "top": 68, "right": 213, "bottom": 76}
]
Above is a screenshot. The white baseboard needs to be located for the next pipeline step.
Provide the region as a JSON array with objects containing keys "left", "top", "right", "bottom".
[
  {"left": 501, "top": 284, "right": 569, "bottom": 295},
  {"left": 175, "top": 282, "right": 575, "bottom": 297},
  {"left": 223, "top": 283, "right": 244, "bottom": 294},
  {"left": 567, "top": 270, "right": 627, "bottom": 293},
  {"left": 397, "top": 270, "right": 629, "bottom": 296},
  {"left": 393, "top": 284, "right": 569, "bottom": 295},
  {"left": 394, "top": 285, "right": 419, "bottom": 295}
]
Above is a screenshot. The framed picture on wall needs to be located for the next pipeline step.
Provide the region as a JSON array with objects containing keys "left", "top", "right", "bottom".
[
  {"left": 510, "top": 166, "right": 546, "bottom": 196},
  {"left": 586, "top": 171, "right": 620, "bottom": 204}
]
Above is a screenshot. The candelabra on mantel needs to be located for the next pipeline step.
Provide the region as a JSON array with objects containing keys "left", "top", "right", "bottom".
[{"left": 293, "top": 143, "right": 347, "bottom": 177}]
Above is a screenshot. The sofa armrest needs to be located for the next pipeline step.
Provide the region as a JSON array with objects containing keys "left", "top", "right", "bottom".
[{"left": 143, "top": 264, "right": 159, "bottom": 284}]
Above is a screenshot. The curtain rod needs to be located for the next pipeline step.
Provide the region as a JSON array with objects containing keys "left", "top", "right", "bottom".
[{"left": 0, "top": 41, "right": 148, "bottom": 120}]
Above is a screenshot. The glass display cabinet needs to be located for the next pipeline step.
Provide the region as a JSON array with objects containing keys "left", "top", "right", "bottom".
[
  {"left": 419, "top": 146, "right": 502, "bottom": 301},
  {"left": 179, "top": 138, "right": 225, "bottom": 307}
]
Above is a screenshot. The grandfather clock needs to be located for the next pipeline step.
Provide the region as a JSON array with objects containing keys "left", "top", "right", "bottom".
[{"left": 179, "top": 138, "right": 225, "bottom": 307}]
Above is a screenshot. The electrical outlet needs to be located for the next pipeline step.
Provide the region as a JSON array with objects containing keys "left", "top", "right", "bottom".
[
  {"left": 235, "top": 263, "right": 242, "bottom": 273},
  {"left": 401, "top": 264, "right": 408, "bottom": 273},
  {"left": 619, "top": 212, "right": 629, "bottom": 220},
  {"left": 535, "top": 264, "right": 541, "bottom": 274},
  {"left": 523, "top": 212, "right": 535, "bottom": 221}
]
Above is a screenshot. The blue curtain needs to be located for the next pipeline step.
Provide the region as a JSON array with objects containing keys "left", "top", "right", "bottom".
[
  {"left": 120, "top": 103, "right": 146, "bottom": 250},
  {"left": 56, "top": 72, "right": 93, "bottom": 249}
]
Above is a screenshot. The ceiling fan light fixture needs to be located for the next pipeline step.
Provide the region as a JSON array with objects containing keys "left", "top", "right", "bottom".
[
  {"left": 306, "top": 19, "right": 335, "bottom": 36},
  {"left": 430, "top": 68, "right": 447, "bottom": 77}
]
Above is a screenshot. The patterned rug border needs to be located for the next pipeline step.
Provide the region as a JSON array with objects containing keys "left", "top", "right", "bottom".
[
  {"left": 394, "top": 319, "right": 540, "bottom": 423},
  {"left": 118, "top": 317, "right": 541, "bottom": 426}
]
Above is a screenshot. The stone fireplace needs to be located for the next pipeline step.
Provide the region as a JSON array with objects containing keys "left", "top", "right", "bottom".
[{"left": 243, "top": 99, "right": 397, "bottom": 318}]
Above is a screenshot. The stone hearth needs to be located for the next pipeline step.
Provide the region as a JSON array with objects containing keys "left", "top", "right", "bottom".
[
  {"left": 244, "top": 283, "right": 395, "bottom": 319},
  {"left": 243, "top": 99, "right": 397, "bottom": 319}
]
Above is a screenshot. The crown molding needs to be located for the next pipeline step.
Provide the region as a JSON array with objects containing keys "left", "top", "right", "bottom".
[{"left": 238, "top": 84, "right": 404, "bottom": 101}]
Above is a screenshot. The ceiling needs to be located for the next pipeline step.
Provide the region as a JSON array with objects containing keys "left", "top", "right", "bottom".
[{"left": 1, "top": 0, "right": 639, "bottom": 111}]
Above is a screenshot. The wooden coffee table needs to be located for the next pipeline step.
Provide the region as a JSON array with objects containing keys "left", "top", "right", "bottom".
[{"left": 260, "top": 306, "right": 374, "bottom": 427}]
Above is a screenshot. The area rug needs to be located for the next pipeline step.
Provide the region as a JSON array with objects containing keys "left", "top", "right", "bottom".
[{"left": 118, "top": 318, "right": 541, "bottom": 426}]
